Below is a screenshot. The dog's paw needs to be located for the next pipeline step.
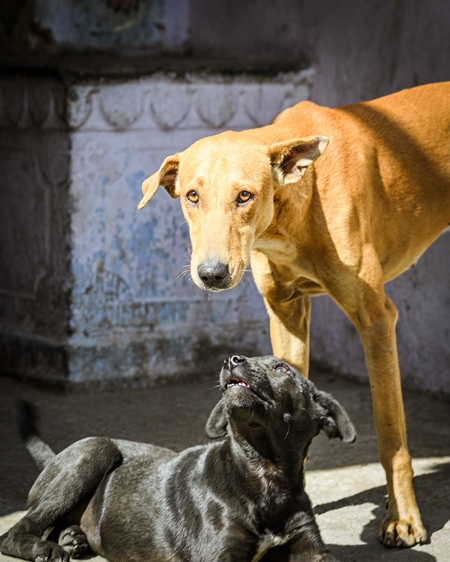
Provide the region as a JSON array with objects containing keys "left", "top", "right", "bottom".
[
  {"left": 59, "top": 525, "right": 90, "bottom": 559},
  {"left": 379, "top": 515, "right": 427, "bottom": 547},
  {"left": 33, "top": 540, "right": 70, "bottom": 562}
]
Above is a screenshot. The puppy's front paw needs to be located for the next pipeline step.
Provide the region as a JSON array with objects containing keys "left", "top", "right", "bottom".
[
  {"left": 33, "top": 540, "right": 70, "bottom": 562},
  {"left": 59, "top": 525, "right": 90, "bottom": 558}
]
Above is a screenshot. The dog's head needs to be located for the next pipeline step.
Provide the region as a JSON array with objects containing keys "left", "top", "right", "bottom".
[
  {"left": 205, "top": 355, "right": 356, "bottom": 461},
  {"left": 138, "top": 131, "right": 328, "bottom": 291}
]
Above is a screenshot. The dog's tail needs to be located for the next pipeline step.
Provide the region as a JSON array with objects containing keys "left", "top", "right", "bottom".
[{"left": 18, "top": 400, "right": 55, "bottom": 471}]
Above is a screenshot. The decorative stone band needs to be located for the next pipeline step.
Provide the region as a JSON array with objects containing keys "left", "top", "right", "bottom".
[
  {"left": 0, "top": 70, "right": 313, "bottom": 132},
  {"left": 0, "top": 78, "right": 66, "bottom": 130},
  {"left": 68, "top": 70, "right": 314, "bottom": 131}
]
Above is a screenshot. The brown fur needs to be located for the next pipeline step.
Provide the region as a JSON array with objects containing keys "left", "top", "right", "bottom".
[{"left": 138, "top": 82, "right": 450, "bottom": 547}]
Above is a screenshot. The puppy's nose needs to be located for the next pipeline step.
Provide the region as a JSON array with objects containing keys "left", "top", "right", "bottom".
[
  {"left": 227, "top": 355, "right": 246, "bottom": 370},
  {"left": 197, "top": 261, "right": 230, "bottom": 289}
]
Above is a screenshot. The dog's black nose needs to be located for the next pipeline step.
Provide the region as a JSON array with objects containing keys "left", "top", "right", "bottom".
[
  {"left": 197, "top": 261, "right": 230, "bottom": 289},
  {"left": 227, "top": 355, "right": 246, "bottom": 370}
]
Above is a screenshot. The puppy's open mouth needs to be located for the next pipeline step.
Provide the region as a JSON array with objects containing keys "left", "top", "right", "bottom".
[
  {"left": 225, "top": 378, "right": 250, "bottom": 389},
  {"left": 224, "top": 376, "right": 269, "bottom": 403}
]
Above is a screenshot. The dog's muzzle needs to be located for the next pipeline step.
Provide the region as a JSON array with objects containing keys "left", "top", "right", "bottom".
[{"left": 223, "top": 356, "right": 250, "bottom": 389}]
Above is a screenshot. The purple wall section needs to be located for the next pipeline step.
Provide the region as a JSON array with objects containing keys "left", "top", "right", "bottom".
[{"left": 187, "top": 1, "right": 450, "bottom": 106}]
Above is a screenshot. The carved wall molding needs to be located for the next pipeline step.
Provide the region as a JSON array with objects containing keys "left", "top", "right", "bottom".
[
  {"left": 0, "top": 78, "right": 66, "bottom": 130},
  {"left": 0, "top": 71, "right": 313, "bottom": 132},
  {"left": 67, "top": 69, "right": 314, "bottom": 132}
]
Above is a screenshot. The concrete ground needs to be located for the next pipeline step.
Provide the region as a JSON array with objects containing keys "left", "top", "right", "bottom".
[{"left": 0, "top": 369, "right": 449, "bottom": 562}]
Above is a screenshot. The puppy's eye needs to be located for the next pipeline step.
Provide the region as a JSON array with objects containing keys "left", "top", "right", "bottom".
[
  {"left": 186, "top": 191, "right": 199, "bottom": 204},
  {"left": 236, "top": 191, "right": 253, "bottom": 205},
  {"left": 274, "top": 363, "right": 290, "bottom": 374}
]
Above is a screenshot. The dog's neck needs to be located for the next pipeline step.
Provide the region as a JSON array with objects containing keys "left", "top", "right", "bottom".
[
  {"left": 227, "top": 429, "right": 312, "bottom": 505},
  {"left": 227, "top": 432, "right": 315, "bottom": 531},
  {"left": 252, "top": 168, "right": 327, "bottom": 297},
  {"left": 263, "top": 166, "right": 316, "bottom": 246}
]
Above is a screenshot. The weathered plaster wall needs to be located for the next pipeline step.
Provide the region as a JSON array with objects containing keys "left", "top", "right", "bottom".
[
  {"left": 0, "top": 77, "right": 72, "bottom": 383},
  {"left": 188, "top": 1, "right": 450, "bottom": 105},
  {"left": 33, "top": 0, "right": 165, "bottom": 52},
  {"left": 0, "top": 0, "right": 188, "bottom": 57},
  {"left": 67, "top": 72, "right": 312, "bottom": 386},
  {"left": 0, "top": 71, "right": 313, "bottom": 387}
]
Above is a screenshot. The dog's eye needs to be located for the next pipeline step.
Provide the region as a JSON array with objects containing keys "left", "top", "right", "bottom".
[
  {"left": 186, "top": 191, "right": 199, "bottom": 204},
  {"left": 274, "top": 363, "right": 290, "bottom": 374},
  {"left": 236, "top": 191, "right": 253, "bottom": 205}
]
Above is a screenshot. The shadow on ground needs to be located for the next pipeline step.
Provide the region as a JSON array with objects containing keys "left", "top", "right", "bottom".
[
  {"left": 314, "top": 461, "right": 450, "bottom": 540},
  {"left": 314, "top": 462, "right": 450, "bottom": 562}
]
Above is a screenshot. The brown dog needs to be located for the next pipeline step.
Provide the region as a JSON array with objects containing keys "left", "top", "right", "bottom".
[{"left": 138, "top": 82, "right": 450, "bottom": 548}]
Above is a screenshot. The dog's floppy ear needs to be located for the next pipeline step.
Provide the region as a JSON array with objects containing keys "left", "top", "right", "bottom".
[
  {"left": 137, "top": 154, "right": 181, "bottom": 210},
  {"left": 205, "top": 399, "right": 228, "bottom": 439},
  {"left": 314, "top": 388, "right": 357, "bottom": 443},
  {"left": 269, "top": 136, "right": 329, "bottom": 185}
]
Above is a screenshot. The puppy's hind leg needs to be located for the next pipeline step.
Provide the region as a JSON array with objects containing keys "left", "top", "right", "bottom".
[{"left": 0, "top": 437, "right": 122, "bottom": 562}]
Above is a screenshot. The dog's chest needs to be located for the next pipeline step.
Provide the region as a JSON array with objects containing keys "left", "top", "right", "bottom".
[
  {"left": 253, "top": 239, "right": 325, "bottom": 297},
  {"left": 251, "top": 529, "right": 290, "bottom": 562}
]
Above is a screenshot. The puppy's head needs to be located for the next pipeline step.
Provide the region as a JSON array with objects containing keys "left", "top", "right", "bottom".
[{"left": 206, "top": 355, "right": 356, "bottom": 459}]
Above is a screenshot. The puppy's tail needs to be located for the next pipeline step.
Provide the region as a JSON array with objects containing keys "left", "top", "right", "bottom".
[{"left": 18, "top": 400, "right": 55, "bottom": 472}]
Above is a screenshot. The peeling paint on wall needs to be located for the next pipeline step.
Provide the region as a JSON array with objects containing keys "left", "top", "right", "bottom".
[{"left": 33, "top": 0, "right": 165, "bottom": 52}]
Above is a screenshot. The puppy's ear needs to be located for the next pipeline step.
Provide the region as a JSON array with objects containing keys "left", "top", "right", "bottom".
[
  {"left": 137, "top": 154, "right": 181, "bottom": 210},
  {"left": 314, "top": 389, "right": 356, "bottom": 443},
  {"left": 205, "top": 399, "right": 228, "bottom": 439},
  {"left": 269, "top": 136, "right": 329, "bottom": 186}
]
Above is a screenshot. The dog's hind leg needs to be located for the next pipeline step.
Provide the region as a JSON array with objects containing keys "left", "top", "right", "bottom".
[
  {"left": 58, "top": 524, "right": 90, "bottom": 559},
  {"left": 0, "top": 437, "right": 122, "bottom": 562},
  {"left": 332, "top": 263, "right": 427, "bottom": 548},
  {"left": 356, "top": 295, "right": 426, "bottom": 547}
]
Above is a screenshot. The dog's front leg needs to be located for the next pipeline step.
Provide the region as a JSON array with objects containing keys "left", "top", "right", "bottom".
[
  {"left": 345, "top": 290, "right": 427, "bottom": 547},
  {"left": 0, "top": 514, "right": 70, "bottom": 562},
  {"left": 264, "top": 295, "right": 311, "bottom": 377},
  {"left": 251, "top": 250, "right": 311, "bottom": 376}
]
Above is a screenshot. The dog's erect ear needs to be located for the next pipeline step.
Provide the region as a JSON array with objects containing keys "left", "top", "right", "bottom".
[
  {"left": 137, "top": 154, "right": 181, "bottom": 210},
  {"left": 314, "top": 389, "right": 357, "bottom": 443},
  {"left": 269, "top": 136, "right": 329, "bottom": 185},
  {"left": 205, "top": 399, "right": 228, "bottom": 439}
]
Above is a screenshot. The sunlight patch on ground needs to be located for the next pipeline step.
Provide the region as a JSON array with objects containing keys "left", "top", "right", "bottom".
[{"left": 307, "top": 456, "right": 450, "bottom": 547}]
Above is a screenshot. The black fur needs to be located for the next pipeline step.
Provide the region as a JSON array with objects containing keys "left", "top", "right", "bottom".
[
  {"left": 1, "top": 356, "right": 356, "bottom": 562},
  {"left": 18, "top": 400, "right": 55, "bottom": 472}
]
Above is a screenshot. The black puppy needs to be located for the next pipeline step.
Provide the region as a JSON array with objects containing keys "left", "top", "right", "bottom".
[{"left": 1, "top": 355, "right": 356, "bottom": 562}]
